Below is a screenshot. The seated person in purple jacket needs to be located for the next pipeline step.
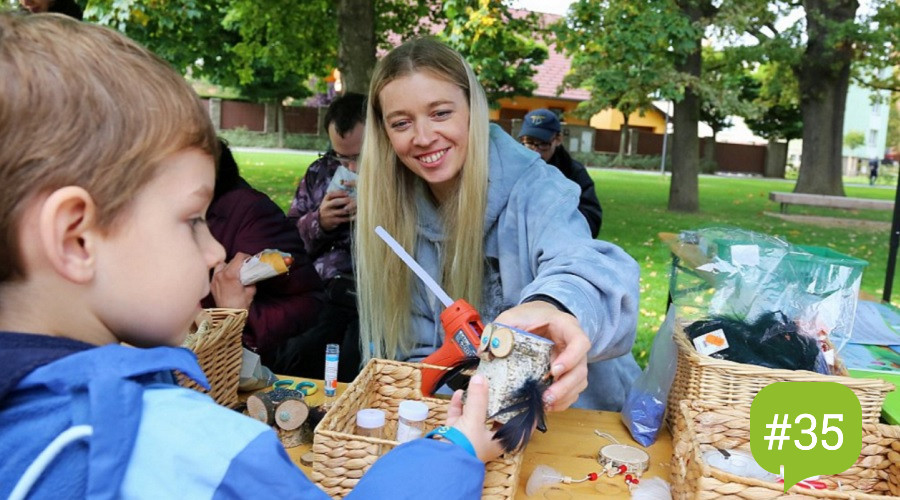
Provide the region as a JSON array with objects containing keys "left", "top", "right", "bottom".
[
  {"left": 202, "top": 141, "right": 324, "bottom": 365},
  {"left": 281, "top": 93, "right": 365, "bottom": 380}
]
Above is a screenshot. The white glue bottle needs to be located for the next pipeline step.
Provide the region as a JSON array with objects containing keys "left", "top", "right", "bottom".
[{"left": 395, "top": 400, "right": 429, "bottom": 443}]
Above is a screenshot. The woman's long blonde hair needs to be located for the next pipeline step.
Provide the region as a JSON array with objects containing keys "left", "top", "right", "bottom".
[{"left": 355, "top": 37, "right": 491, "bottom": 361}]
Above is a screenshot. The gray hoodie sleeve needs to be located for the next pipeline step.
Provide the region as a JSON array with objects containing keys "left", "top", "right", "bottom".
[{"left": 506, "top": 163, "right": 640, "bottom": 362}]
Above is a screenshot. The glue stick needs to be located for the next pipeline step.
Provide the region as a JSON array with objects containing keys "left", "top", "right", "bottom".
[{"left": 324, "top": 344, "right": 339, "bottom": 407}]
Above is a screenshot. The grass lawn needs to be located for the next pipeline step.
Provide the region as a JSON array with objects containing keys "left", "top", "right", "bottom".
[{"left": 234, "top": 148, "right": 900, "bottom": 366}]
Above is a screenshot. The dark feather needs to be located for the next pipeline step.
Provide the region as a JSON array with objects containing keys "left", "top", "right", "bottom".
[
  {"left": 307, "top": 405, "right": 328, "bottom": 430},
  {"left": 434, "top": 356, "right": 481, "bottom": 392},
  {"left": 490, "top": 378, "right": 549, "bottom": 453}
]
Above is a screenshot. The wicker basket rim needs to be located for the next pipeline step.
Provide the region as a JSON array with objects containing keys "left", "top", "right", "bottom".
[
  {"left": 677, "top": 400, "right": 900, "bottom": 499},
  {"left": 673, "top": 323, "right": 895, "bottom": 391}
]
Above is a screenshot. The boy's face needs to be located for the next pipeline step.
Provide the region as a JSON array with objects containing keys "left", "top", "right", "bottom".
[{"left": 90, "top": 149, "right": 224, "bottom": 347}]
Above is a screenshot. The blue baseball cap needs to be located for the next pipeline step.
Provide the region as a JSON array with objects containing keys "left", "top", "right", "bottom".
[{"left": 518, "top": 109, "right": 561, "bottom": 143}]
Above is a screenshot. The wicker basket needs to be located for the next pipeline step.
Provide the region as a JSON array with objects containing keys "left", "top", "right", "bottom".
[
  {"left": 179, "top": 308, "right": 247, "bottom": 409},
  {"left": 667, "top": 321, "right": 895, "bottom": 429},
  {"left": 311, "top": 358, "right": 523, "bottom": 499},
  {"left": 671, "top": 400, "right": 900, "bottom": 499}
]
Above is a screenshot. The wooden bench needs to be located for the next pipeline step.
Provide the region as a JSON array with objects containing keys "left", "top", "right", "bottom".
[{"left": 769, "top": 191, "right": 894, "bottom": 213}]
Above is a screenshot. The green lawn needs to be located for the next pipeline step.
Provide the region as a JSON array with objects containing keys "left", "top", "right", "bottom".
[{"left": 234, "top": 149, "right": 900, "bottom": 366}]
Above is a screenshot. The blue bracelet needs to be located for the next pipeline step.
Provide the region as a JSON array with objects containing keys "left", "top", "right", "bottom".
[{"left": 425, "top": 426, "right": 477, "bottom": 458}]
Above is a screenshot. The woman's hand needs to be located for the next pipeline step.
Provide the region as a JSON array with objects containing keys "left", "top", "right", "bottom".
[
  {"left": 445, "top": 374, "right": 503, "bottom": 462},
  {"left": 494, "top": 301, "right": 590, "bottom": 412},
  {"left": 210, "top": 251, "right": 256, "bottom": 310},
  {"left": 319, "top": 190, "right": 356, "bottom": 232}
]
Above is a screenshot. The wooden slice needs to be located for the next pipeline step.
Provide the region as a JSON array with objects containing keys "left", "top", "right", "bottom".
[
  {"left": 246, "top": 392, "right": 276, "bottom": 425},
  {"left": 478, "top": 323, "right": 496, "bottom": 354},
  {"left": 489, "top": 326, "right": 514, "bottom": 358},
  {"left": 274, "top": 397, "right": 309, "bottom": 430}
]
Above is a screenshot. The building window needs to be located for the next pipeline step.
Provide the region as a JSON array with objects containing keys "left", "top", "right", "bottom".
[{"left": 869, "top": 129, "right": 878, "bottom": 148}]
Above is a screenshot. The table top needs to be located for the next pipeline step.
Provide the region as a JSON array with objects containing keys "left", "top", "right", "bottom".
[{"left": 244, "top": 378, "right": 673, "bottom": 499}]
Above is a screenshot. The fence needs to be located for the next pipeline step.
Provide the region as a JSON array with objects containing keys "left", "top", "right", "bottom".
[
  {"left": 203, "top": 98, "right": 322, "bottom": 135},
  {"left": 205, "top": 98, "right": 768, "bottom": 175}
]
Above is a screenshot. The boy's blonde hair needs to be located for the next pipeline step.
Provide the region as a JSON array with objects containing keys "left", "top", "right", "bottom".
[
  {"left": 355, "top": 37, "right": 491, "bottom": 360},
  {"left": 0, "top": 14, "right": 217, "bottom": 283}
]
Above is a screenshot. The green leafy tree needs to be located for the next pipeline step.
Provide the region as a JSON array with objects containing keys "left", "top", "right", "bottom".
[
  {"left": 740, "top": 62, "right": 803, "bottom": 178},
  {"left": 886, "top": 93, "right": 900, "bottom": 157},
  {"left": 719, "top": 0, "right": 900, "bottom": 195},
  {"left": 87, "top": 0, "right": 336, "bottom": 146},
  {"left": 554, "top": 0, "right": 689, "bottom": 161},
  {"left": 698, "top": 48, "right": 759, "bottom": 167},
  {"left": 439, "top": 0, "right": 548, "bottom": 106},
  {"left": 844, "top": 130, "right": 865, "bottom": 150}
]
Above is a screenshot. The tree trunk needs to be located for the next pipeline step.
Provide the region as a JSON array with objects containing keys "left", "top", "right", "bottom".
[
  {"left": 617, "top": 114, "right": 630, "bottom": 161},
  {"left": 264, "top": 102, "right": 277, "bottom": 134},
  {"left": 793, "top": 0, "right": 858, "bottom": 196},
  {"left": 764, "top": 139, "right": 788, "bottom": 178},
  {"left": 277, "top": 101, "right": 285, "bottom": 149},
  {"left": 668, "top": 17, "right": 701, "bottom": 212},
  {"left": 703, "top": 131, "right": 717, "bottom": 166},
  {"left": 337, "top": 0, "right": 376, "bottom": 95}
]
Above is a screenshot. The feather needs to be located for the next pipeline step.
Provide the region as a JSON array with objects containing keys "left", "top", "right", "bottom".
[
  {"left": 490, "top": 378, "right": 550, "bottom": 453},
  {"left": 433, "top": 356, "right": 481, "bottom": 392},
  {"left": 306, "top": 405, "right": 328, "bottom": 430}
]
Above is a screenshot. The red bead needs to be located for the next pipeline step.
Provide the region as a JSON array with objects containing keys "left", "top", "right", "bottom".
[
  {"left": 617, "top": 465, "right": 627, "bottom": 473},
  {"left": 632, "top": 478, "right": 640, "bottom": 485},
  {"left": 587, "top": 472, "right": 598, "bottom": 481},
  {"left": 625, "top": 474, "right": 633, "bottom": 482}
]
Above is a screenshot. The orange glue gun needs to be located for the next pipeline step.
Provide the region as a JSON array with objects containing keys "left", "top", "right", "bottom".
[{"left": 375, "top": 226, "right": 483, "bottom": 395}]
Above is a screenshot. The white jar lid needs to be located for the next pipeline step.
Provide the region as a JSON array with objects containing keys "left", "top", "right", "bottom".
[
  {"left": 356, "top": 408, "right": 385, "bottom": 428},
  {"left": 398, "top": 400, "right": 429, "bottom": 421}
]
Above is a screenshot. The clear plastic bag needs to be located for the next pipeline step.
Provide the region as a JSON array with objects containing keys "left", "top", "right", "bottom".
[
  {"left": 672, "top": 227, "right": 867, "bottom": 351},
  {"left": 622, "top": 307, "right": 677, "bottom": 446}
]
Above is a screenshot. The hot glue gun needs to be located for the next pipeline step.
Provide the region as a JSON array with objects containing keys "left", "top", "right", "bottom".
[{"left": 375, "top": 226, "right": 483, "bottom": 395}]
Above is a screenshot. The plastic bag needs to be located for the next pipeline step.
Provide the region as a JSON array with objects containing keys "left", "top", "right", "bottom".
[
  {"left": 672, "top": 227, "right": 867, "bottom": 351},
  {"left": 239, "top": 347, "right": 277, "bottom": 392},
  {"left": 622, "top": 307, "right": 677, "bottom": 446}
]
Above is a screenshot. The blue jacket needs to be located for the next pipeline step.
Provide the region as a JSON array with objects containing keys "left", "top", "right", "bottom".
[
  {"left": 404, "top": 125, "right": 641, "bottom": 411},
  {"left": 0, "top": 332, "right": 484, "bottom": 499}
]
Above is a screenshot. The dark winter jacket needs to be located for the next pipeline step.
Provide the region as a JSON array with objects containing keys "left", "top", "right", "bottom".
[
  {"left": 203, "top": 177, "right": 324, "bottom": 360},
  {"left": 547, "top": 146, "right": 603, "bottom": 237}
]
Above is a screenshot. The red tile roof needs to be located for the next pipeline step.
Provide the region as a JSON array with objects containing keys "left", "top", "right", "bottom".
[{"left": 531, "top": 12, "right": 589, "bottom": 102}]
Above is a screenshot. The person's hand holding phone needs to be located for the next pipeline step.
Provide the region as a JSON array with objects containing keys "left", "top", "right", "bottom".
[{"left": 319, "top": 189, "right": 356, "bottom": 232}]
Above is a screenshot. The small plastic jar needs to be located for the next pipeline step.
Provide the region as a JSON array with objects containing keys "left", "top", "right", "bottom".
[
  {"left": 355, "top": 409, "right": 386, "bottom": 439},
  {"left": 395, "top": 400, "right": 429, "bottom": 443}
]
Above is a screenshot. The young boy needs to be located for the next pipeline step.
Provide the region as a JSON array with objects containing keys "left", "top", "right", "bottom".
[{"left": 0, "top": 14, "right": 500, "bottom": 499}]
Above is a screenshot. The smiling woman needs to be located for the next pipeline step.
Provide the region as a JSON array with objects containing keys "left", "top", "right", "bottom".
[{"left": 354, "top": 37, "right": 643, "bottom": 413}]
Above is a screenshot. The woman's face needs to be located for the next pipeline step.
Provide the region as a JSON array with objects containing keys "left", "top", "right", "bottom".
[{"left": 378, "top": 71, "right": 469, "bottom": 204}]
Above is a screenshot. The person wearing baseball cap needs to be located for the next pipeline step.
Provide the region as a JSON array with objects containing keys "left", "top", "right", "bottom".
[{"left": 518, "top": 109, "right": 602, "bottom": 237}]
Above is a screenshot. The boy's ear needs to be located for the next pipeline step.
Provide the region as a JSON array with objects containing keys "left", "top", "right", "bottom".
[{"left": 39, "top": 186, "right": 98, "bottom": 284}]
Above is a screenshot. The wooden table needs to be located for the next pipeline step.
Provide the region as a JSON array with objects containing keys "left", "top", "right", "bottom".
[{"left": 244, "top": 378, "right": 673, "bottom": 499}]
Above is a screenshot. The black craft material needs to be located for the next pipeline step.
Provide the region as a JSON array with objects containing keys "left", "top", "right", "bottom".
[{"left": 684, "top": 311, "right": 820, "bottom": 372}]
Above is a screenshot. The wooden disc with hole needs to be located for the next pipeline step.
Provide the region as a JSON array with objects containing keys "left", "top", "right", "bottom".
[
  {"left": 246, "top": 392, "right": 276, "bottom": 425},
  {"left": 274, "top": 397, "right": 309, "bottom": 430}
]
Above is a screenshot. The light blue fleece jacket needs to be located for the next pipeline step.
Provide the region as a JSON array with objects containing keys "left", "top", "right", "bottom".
[
  {"left": 0, "top": 342, "right": 484, "bottom": 499},
  {"left": 404, "top": 125, "right": 641, "bottom": 411}
]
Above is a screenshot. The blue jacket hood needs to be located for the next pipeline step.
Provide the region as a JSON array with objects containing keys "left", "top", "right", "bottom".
[{"left": 0, "top": 332, "right": 94, "bottom": 404}]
